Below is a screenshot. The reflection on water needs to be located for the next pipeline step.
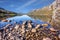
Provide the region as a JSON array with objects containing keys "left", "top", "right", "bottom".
[{"left": 0, "top": 15, "right": 51, "bottom": 29}]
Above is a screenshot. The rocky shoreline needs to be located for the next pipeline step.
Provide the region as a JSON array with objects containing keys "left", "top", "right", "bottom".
[{"left": 0, "top": 20, "right": 60, "bottom": 40}]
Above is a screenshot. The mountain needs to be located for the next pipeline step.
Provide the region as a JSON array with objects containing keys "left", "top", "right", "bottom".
[
  {"left": 28, "top": 6, "right": 53, "bottom": 15},
  {"left": 0, "top": 8, "right": 17, "bottom": 20},
  {"left": 27, "top": 4, "right": 54, "bottom": 22}
]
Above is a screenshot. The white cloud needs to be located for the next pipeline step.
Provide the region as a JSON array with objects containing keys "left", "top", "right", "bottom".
[{"left": 16, "top": 0, "right": 36, "bottom": 11}]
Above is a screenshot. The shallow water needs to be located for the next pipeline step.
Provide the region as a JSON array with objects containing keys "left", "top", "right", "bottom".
[{"left": 0, "top": 15, "right": 51, "bottom": 29}]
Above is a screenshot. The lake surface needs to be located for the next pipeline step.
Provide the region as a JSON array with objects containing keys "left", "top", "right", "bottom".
[{"left": 0, "top": 15, "right": 51, "bottom": 29}]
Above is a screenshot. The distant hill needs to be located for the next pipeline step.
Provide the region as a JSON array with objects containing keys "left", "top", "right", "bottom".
[
  {"left": 0, "top": 8, "right": 17, "bottom": 20},
  {"left": 27, "top": 5, "right": 53, "bottom": 22},
  {"left": 28, "top": 6, "right": 53, "bottom": 15}
]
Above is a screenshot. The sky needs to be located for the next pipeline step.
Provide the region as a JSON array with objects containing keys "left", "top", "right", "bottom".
[{"left": 0, "top": 0, "right": 55, "bottom": 13}]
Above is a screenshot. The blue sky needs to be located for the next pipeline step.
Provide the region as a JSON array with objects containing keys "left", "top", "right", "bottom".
[{"left": 0, "top": 0, "right": 55, "bottom": 13}]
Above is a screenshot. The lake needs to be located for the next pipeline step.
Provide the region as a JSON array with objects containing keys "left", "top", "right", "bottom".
[{"left": 0, "top": 15, "right": 51, "bottom": 29}]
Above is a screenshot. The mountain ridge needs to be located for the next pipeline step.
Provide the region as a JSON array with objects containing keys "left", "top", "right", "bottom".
[{"left": 0, "top": 8, "right": 17, "bottom": 20}]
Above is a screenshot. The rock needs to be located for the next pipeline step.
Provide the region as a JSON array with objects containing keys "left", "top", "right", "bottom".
[
  {"left": 7, "top": 20, "right": 11, "bottom": 22},
  {"left": 49, "top": 27, "right": 57, "bottom": 32},
  {"left": 2, "top": 19, "right": 11, "bottom": 22},
  {"left": 35, "top": 24, "right": 40, "bottom": 29},
  {"left": 27, "top": 23, "right": 32, "bottom": 29},
  {"left": 21, "top": 28, "right": 25, "bottom": 34},
  {"left": 14, "top": 24, "right": 20, "bottom": 30},
  {"left": 42, "top": 24, "right": 48, "bottom": 27},
  {"left": 8, "top": 33, "right": 11, "bottom": 37},
  {"left": 58, "top": 34, "right": 60, "bottom": 38},
  {"left": 2, "top": 19, "right": 8, "bottom": 22},
  {"left": 26, "top": 29, "right": 29, "bottom": 32},
  {"left": 3, "top": 24, "right": 11, "bottom": 29},
  {"left": 31, "top": 28, "right": 36, "bottom": 32},
  {"left": 22, "top": 24, "right": 25, "bottom": 29},
  {"left": 43, "top": 37, "right": 52, "bottom": 40},
  {"left": 52, "top": 0, "right": 60, "bottom": 27},
  {"left": 27, "top": 20, "right": 32, "bottom": 23},
  {"left": 22, "top": 21, "right": 27, "bottom": 25}
]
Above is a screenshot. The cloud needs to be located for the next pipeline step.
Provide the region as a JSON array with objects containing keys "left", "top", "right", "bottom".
[{"left": 16, "top": 0, "right": 36, "bottom": 11}]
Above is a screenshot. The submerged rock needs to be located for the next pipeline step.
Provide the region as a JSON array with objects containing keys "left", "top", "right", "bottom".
[{"left": 0, "top": 15, "right": 51, "bottom": 30}]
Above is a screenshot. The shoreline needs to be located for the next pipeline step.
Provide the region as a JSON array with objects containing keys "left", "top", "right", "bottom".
[{"left": 0, "top": 20, "right": 60, "bottom": 40}]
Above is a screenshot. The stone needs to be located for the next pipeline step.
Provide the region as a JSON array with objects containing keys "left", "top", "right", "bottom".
[
  {"left": 49, "top": 27, "right": 57, "bottom": 31},
  {"left": 42, "top": 24, "right": 48, "bottom": 27},
  {"left": 52, "top": 0, "right": 60, "bottom": 27},
  {"left": 31, "top": 28, "right": 36, "bottom": 32},
  {"left": 2, "top": 19, "right": 8, "bottom": 22},
  {"left": 43, "top": 37, "right": 52, "bottom": 40},
  {"left": 35, "top": 24, "right": 40, "bottom": 29}
]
